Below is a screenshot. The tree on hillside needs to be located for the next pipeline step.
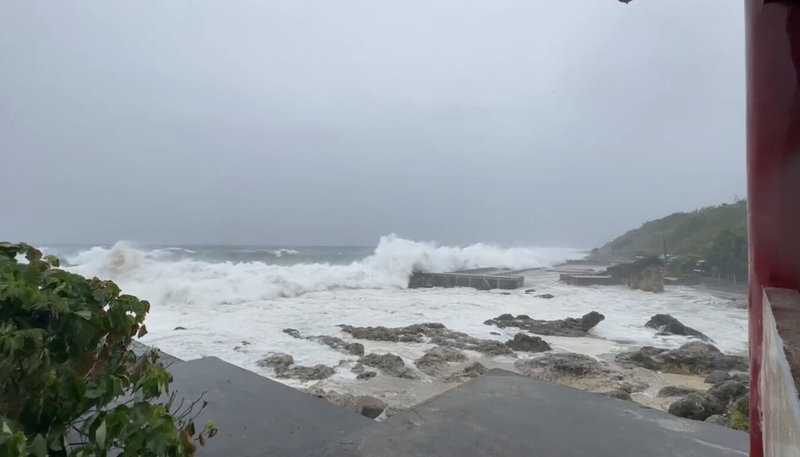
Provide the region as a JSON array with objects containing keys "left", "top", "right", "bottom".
[{"left": 705, "top": 230, "right": 748, "bottom": 277}]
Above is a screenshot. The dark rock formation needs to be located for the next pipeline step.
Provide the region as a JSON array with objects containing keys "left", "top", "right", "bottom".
[
  {"left": 360, "top": 353, "right": 419, "bottom": 379},
  {"left": 515, "top": 353, "right": 604, "bottom": 381},
  {"left": 505, "top": 333, "right": 552, "bottom": 352},
  {"left": 606, "top": 257, "right": 665, "bottom": 293},
  {"left": 356, "top": 371, "right": 377, "bottom": 380},
  {"left": 536, "top": 294, "right": 555, "bottom": 299},
  {"left": 484, "top": 312, "right": 605, "bottom": 337},
  {"left": 341, "top": 322, "right": 514, "bottom": 357},
  {"left": 705, "top": 370, "right": 732, "bottom": 385},
  {"left": 524, "top": 289, "right": 537, "bottom": 294},
  {"left": 708, "top": 380, "right": 749, "bottom": 405},
  {"left": 283, "top": 328, "right": 365, "bottom": 356},
  {"left": 445, "top": 362, "right": 488, "bottom": 383},
  {"left": 173, "top": 326, "right": 187, "bottom": 330},
  {"left": 657, "top": 386, "right": 700, "bottom": 398},
  {"left": 603, "top": 389, "right": 632, "bottom": 401},
  {"left": 355, "top": 396, "right": 386, "bottom": 419},
  {"left": 668, "top": 392, "right": 725, "bottom": 421},
  {"left": 644, "top": 314, "right": 711, "bottom": 341},
  {"left": 414, "top": 347, "right": 467, "bottom": 377},
  {"left": 256, "top": 353, "right": 335, "bottom": 381},
  {"left": 615, "top": 341, "right": 748, "bottom": 375}
]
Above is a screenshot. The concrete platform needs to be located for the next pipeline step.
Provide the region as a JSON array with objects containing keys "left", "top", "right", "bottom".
[
  {"left": 166, "top": 357, "right": 373, "bottom": 457},
  {"left": 408, "top": 272, "right": 524, "bottom": 290},
  {"left": 314, "top": 369, "right": 748, "bottom": 457},
  {"left": 560, "top": 273, "right": 619, "bottom": 286}
]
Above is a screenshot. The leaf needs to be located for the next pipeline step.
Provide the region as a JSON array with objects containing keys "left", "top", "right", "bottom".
[
  {"left": 29, "top": 434, "right": 47, "bottom": 457},
  {"left": 74, "top": 310, "right": 92, "bottom": 320},
  {"left": 95, "top": 420, "right": 107, "bottom": 448},
  {"left": 137, "top": 324, "right": 148, "bottom": 338},
  {"left": 199, "top": 433, "right": 206, "bottom": 447},
  {"left": 184, "top": 421, "right": 195, "bottom": 436}
]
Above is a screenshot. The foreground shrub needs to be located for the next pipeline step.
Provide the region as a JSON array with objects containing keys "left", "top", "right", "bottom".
[{"left": 0, "top": 243, "right": 214, "bottom": 456}]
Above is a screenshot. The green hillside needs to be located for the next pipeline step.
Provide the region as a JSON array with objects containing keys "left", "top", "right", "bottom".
[{"left": 597, "top": 200, "right": 748, "bottom": 276}]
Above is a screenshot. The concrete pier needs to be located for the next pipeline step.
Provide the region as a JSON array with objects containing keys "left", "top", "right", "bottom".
[
  {"left": 408, "top": 272, "right": 524, "bottom": 290},
  {"left": 559, "top": 274, "right": 618, "bottom": 286}
]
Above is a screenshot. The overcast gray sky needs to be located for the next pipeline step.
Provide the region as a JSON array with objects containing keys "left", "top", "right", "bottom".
[{"left": 0, "top": 0, "right": 745, "bottom": 247}]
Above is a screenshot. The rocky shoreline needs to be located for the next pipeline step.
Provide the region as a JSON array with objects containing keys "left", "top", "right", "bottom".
[{"left": 240, "top": 309, "right": 749, "bottom": 431}]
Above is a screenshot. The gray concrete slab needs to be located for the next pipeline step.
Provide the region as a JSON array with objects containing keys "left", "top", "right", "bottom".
[
  {"left": 166, "top": 357, "right": 373, "bottom": 457},
  {"left": 315, "top": 369, "right": 748, "bottom": 457}
]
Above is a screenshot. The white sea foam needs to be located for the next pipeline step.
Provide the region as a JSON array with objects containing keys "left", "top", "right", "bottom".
[{"left": 59, "top": 236, "right": 748, "bottom": 385}]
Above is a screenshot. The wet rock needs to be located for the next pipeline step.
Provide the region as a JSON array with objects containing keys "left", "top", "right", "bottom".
[
  {"left": 644, "top": 314, "right": 711, "bottom": 341},
  {"left": 490, "top": 332, "right": 501, "bottom": 336},
  {"left": 615, "top": 341, "right": 748, "bottom": 375},
  {"left": 603, "top": 389, "right": 632, "bottom": 401},
  {"left": 256, "top": 353, "right": 334, "bottom": 380},
  {"left": 173, "top": 326, "right": 187, "bottom": 331},
  {"left": 657, "top": 386, "right": 700, "bottom": 397},
  {"left": 474, "top": 340, "right": 515, "bottom": 356},
  {"left": 705, "top": 414, "right": 729, "bottom": 426},
  {"left": 708, "top": 380, "right": 748, "bottom": 405},
  {"left": 350, "top": 362, "right": 365, "bottom": 374},
  {"left": 524, "top": 289, "right": 537, "bottom": 294},
  {"left": 668, "top": 392, "right": 724, "bottom": 421},
  {"left": 339, "top": 323, "right": 445, "bottom": 342},
  {"left": 355, "top": 396, "right": 386, "bottom": 419},
  {"left": 356, "top": 371, "right": 377, "bottom": 380},
  {"left": 505, "top": 333, "right": 552, "bottom": 352},
  {"left": 484, "top": 312, "right": 605, "bottom": 337},
  {"left": 618, "top": 381, "right": 649, "bottom": 393},
  {"left": 705, "top": 370, "right": 732, "bottom": 385},
  {"left": 730, "top": 372, "right": 750, "bottom": 384},
  {"left": 360, "top": 353, "right": 419, "bottom": 379},
  {"left": 414, "top": 347, "right": 467, "bottom": 377},
  {"left": 445, "top": 362, "right": 488, "bottom": 383},
  {"left": 515, "top": 353, "right": 604, "bottom": 381},
  {"left": 287, "top": 364, "right": 335, "bottom": 381},
  {"left": 257, "top": 353, "right": 294, "bottom": 369},
  {"left": 283, "top": 329, "right": 366, "bottom": 356},
  {"left": 536, "top": 294, "right": 554, "bottom": 299}
]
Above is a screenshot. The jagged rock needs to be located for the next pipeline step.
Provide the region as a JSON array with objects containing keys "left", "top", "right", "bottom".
[
  {"left": 341, "top": 322, "right": 514, "bottom": 357},
  {"left": 414, "top": 347, "right": 467, "bottom": 376},
  {"left": 619, "top": 381, "right": 649, "bottom": 393},
  {"left": 536, "top": 294, "right": 555, "bottom": 299},
  {"left": 730, "top": 372, "right": 750, "bottom": 383},
  {"left": 356, "top": 371, "right": 377, "bottom": 380},
  {"left": 257, "top": 353, "right": 294, "bottom": 369},
  {"left": 615, "top": 341, "right": 748, "bottom": 375},
  {"left": 645, "top": 314, "right": 711, "bottom": 341},
  {"left": 505, "top": 333, "right": 552, "bottom": 352},
  {"left": 256, "top": 353, "right": 334, "bottom": 380},
  {"left": 516, "top": 353, "right": 604, "bottom": 381},
  {"left": 283, "top": 329, "right": 366, "bottom": 356},
  {"left": 350, "top": 362, "right": 365, "bottom": 374},
  {"left": 355, "top": 396, "right": 386, "bottom": 419},
  {"left": 286, "top": 364, "right": 335, "bottom": 381},
  {"left": 445, "top": 362, "right": 488, "bottom": 383},
  {"left": 708, "top": 380, "right": 748, "bottom": 405},
  {"left": 173, "top": 326, "right": 187, "bottom": 330},
  {"left": 705, "top": 414, "right": 730, "bottom": 426},
  {"left": 607, "top": 258, "right": 665, "bottom": 293},
  {"left": 705, "top": 370, "right": 732, "bottom": 385},
  {"left": 524, "top": 289, "right": 537, "bottom": 294},
  {"left": 603, "top": 389, "right": 632, "bottom": 401},
  {"left": 484, "top": 312, "right": 605, "bottom": 337},
  {"left": 657, "top": 386, "right": 700, "bottom": 397},
  {"left": 474, "top": 340, "right": 515, "bottom": 356},
  {"left": 490, "top": 332, "right": 501, "bottom": 336},
  {"left": 339, "top": 323, "right": 445, "bottom": 342},
  {"left": 668, "top": 392, "right": 724, "bottom": 420},
  {"left": 360, "top": 353, "right": 419, "bottom": 379}
]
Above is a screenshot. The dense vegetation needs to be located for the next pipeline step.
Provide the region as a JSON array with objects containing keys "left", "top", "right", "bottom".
[
  {"left": 597, "top": 200, "right": 748, "bottom": 277},
  {"left": 0, "top": 243, "right": 215, "bottom": 456}
]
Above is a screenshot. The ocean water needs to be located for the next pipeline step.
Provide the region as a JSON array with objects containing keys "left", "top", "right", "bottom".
[{"left": 43, "top": 236, "right": 748, "bottom": 387}]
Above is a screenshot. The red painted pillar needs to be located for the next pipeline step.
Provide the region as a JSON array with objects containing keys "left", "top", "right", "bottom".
[{"left": 746, "top": 1, "right": 800, "bottom": 455}]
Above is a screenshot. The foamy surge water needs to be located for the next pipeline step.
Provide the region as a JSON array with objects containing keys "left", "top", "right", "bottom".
[{"left": 56, "top": 236, "right": 748, "bottom": 387}]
